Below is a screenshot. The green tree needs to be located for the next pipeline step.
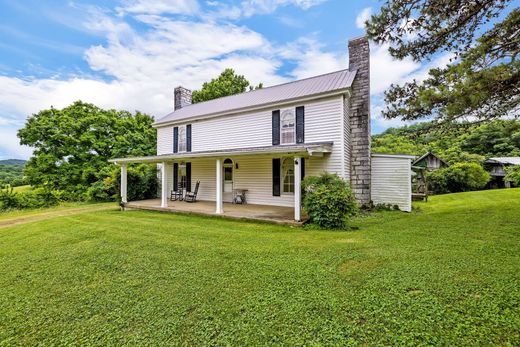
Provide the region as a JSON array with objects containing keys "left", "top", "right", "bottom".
[
  {"left": 192, "top": 68, "right": 262, "bottom": 103},
  {"left": 426, "top": 163, "right": 491, "bottom": 194},
  {"left": 459, "top": 120, "right": 520, "bottom": 157},
  {"left": 372, "top": 119, "right": 520, "bottom": 162},
  {"left": 18, "top": 101, "right": 156, "bottom": 199},
  {"left": 367, "top": 1, "right": 519, "bottom": 124},
  {"left": 372, "top": 133, "right": 426, "bottom": 155},
  {"left": 504, "top": 165, "right": 520, "bottom": 186}
]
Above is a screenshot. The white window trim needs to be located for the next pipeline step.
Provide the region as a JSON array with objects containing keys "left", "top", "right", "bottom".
[
  {"left": 178, "top": 125, "right": 187, "bottom": 152},
  {"left": 280, "top": 108, "right": 296, "bottom": 145},
  {"left": 281, "top": 157, "right": 295, "bottom": 195}
]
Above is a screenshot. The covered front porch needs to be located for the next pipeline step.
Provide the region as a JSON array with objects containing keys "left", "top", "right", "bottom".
[
  {"left": 109, "top": 142, "right": 333, "bottom": 222},
  {"left": 124, "top": 199, "right": 303, "bottom": 225}
]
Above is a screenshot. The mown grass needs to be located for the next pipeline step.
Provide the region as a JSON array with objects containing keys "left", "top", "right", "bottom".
[
  {"left": 0, "top": 189, "right": 518, "bottom": 345},
  {"left": 0, "top": 201, "right": 114, "bottom": 222}
]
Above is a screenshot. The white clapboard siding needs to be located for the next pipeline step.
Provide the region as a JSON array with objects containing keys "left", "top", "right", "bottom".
[
  {"left": 191, "top": 159, "right": 216, "bottom": 202},
  {"left": 234, "top": 156, "right": 294, "bottom": 207},
  {"left": 371, "top": 154, "right": 413, "bottom": 212},
  {"left": 153, "top": 94, "right": 359, "bottom": 208},
  {"left": 157, "top": 127, "right": 173, "bottom": 155},
  {"left": 172, "top": 156, "right": 294, "bottom": 207},
  {"left": 304, "top": 96, "right": 344, "bottom": 176},
  {"left": 155, "top": 96, "right": 345, "bottom": 175}
]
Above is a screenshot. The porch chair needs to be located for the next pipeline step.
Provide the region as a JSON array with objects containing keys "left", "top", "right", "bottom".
[
  {"left": 184, "top": 181, "right": 200, "bottom": 203},
  {"left": 170, "top": 182, "right": 184, "bottom": 201}
]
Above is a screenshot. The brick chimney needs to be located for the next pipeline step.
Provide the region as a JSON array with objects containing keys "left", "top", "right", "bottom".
[
  {"left": 174, "top": 86, "right": 192, "bottom": 110},
  {"left": 348, "top": 36, "right": 371, "bottom": 206}
]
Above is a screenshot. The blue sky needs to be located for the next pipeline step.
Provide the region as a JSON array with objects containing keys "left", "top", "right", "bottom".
[{"left": 0, "top": 0, "right": 457, "bottom": 159}]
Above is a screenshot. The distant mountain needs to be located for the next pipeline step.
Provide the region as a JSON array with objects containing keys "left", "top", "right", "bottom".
[{"left": 0, "top": 159, "right": 26, "bottom": 166}]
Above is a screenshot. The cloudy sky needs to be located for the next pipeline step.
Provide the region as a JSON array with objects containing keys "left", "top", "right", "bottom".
[{"left": 0, "top": 0, "right": 451, "bottom": 160}]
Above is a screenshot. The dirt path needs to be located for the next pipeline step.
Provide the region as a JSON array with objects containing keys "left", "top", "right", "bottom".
[{"left": 0, "top": 204, "right": 116, "bottom": 229}]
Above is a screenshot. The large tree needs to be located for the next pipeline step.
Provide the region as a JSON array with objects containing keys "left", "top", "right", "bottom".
[
  {"left": 366, "top": 1, "right": 519, "bottom": 124},
  {"left": 18, "top": 101, "right": 156, "bottom": 197},
  {"left": 192, "top": 68, "right": 262, "bottom": 103}
]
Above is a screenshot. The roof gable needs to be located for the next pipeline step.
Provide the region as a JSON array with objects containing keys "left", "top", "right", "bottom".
[{"left": 154, "top": 69, "right": 356, "bottom": 126}]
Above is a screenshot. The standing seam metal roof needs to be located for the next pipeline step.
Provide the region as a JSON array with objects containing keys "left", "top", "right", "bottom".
[
  {"left": 486, "top": 157, "right": 520, "bottom": 165},
  {"left": 154, "top": 68, "right": 357, "bottom": 126}
]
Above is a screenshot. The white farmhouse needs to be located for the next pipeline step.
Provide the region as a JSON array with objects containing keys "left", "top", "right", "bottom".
[{"left": 111, "top": 36, "right": 413, "bottom": 222}]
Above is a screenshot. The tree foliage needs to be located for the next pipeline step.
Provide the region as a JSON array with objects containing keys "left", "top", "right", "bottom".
[
  {"left": 0, "top": 160, "right": 26, "bottom": 187},
  {"left": 192, "top": 68, "right": 262, "bottom": 103},
  {"left": 504, "top": 165, "right": 520, "bottom": 186},
  {"left": 18, "top": 101, "right": 156, "bottom": 199},
  {"left": 426, "top": 163, "right": 491, "bottom": 194},
  {"left": 302, "top": 173, "right": 357, "bottom": 229},
  {"left": 367, "top": 1, "right": 519, "bottom": 124},
  {"left": 372, "top": 119, "right": 520, "bottom": 163}
]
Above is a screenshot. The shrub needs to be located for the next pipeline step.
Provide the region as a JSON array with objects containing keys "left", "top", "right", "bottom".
[
  {"left": 426, "top": 163, "right": 491, "bottom": 194},
  {"left": 504, "top": 165, "right": 520, "bottom": 186},
  {"left": 86, "top": 164, "right": 158, "bottom": 202},
  {"left": 302, "top": 173, "right": 357, "bottom": 229},
  {"left": 0, "top": 187, "right": 61, "bottom": 211}
]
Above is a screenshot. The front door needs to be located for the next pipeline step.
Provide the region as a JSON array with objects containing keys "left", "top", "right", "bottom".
[{"left": 223, "top": 158, "right": 233, "bottom": 202}]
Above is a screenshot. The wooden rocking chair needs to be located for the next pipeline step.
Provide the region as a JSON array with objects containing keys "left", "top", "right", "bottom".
[
  {"left": 185, "top": 181, "right": 200, "bottom": 203},
  {"left": 170, "top": 182, "right": 184, "bottom": 201}
]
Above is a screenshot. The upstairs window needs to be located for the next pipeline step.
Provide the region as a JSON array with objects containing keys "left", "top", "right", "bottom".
[
  {"left": 282, "top": 158, "right": 294, "bottom": 193},
  {"left": 280, "top": 109, "right": 295, "bottom": 144},
  {"left": 178, "top": 125, "right": 187, "bottom": 152}
]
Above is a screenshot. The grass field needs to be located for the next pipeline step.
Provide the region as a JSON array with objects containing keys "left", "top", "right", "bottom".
[{"left": 0, "top": 189, "right": 519, "bottom": 345}]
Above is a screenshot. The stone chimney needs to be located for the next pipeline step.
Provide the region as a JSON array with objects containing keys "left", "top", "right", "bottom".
[
  {"left": 348, "top": 36, "right": 371, "bottom": 206},
  {"left": 174, "top": 86, "right": 192, "bottom": 110}
]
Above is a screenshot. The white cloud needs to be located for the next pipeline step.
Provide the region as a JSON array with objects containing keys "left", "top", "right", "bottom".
[
  {"left": 206, "top": 0, "right": 326, "bottom": 19},
  {"left": 0, "top": 0, "right": 452, "bottom": 158},
  {"left": 0, "top": 128, "right": 33, "bottom": 160},
  {"left": 369, "top": 44, "right": 454, "bottom": 132},
  {"left": 370, "top": 43, "right": 420, "bottom": 95},
  {"left": 117, "top": 0, "right": 200, "bottom": 15},
  {"left": 279, "top": 37, "right": 347, "bottom": 79},
  {"left": 241, "top": 0, "right": 326, "bottom": 16},
  {"left": 356, "top": 7, "right": 371, "bottom": 29}
]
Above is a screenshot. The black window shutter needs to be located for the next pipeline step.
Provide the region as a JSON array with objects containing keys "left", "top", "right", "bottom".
[
  {"left": 173, "top": 127, "right": 179, "bottom": 153},
  {"left": 272, "top": 158, "right": 281, "bottom": 196},
  {"left": 186, "top": 124, "right": 192, "bottom": 152},
  {"left": 272, "top": 110, "right": 280, "bottom": 145},
  {"left": 173, "top": 163, "right": 178, "bottom": 190},
  {"left": 186, "top": 162, "right": 192, "bottom": 192},
  {"left": 296, "top": 106, "right": 304, "bottom": 144},
  {"left": 301, "top": 158, "right": 305, "bottom": 179}
]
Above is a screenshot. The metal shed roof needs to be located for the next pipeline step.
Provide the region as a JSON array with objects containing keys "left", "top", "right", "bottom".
[
  {"left": 485, "top": 157, "right": 520, "bottom": 165},
  {"left": 154, "top": 69, "right": 357, "bottom": 126}
]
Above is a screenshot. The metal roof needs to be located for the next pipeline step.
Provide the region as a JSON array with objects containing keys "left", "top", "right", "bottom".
[
  {"left": 485, "top": 157, "right": 520, "bottom": 165},
  {"left": 109, "top": 142, "right": 334, "bottom": 164},
  {"left": 154, "top": 69, "right": 357, "bottom": 126},
  {"left": 412, "top": 151, "right": 449, "bottom": 166}
]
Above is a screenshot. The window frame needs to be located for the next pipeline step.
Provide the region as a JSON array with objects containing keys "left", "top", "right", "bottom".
[
  {"left": 281, "top": 157, "right": 295, "bottom": 194},
  {"left": 178, "top": 125, "right": 187, "bottom": 152},
  {"left": 280, "top": 109, "right": 296, "bottom": 145}
]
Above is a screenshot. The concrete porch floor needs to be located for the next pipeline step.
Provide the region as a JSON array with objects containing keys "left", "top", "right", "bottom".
[{"left": 124, "top": 199, "right": 305, "bottom": 226}]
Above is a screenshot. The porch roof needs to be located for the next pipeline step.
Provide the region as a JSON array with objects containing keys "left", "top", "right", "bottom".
[{"left": 109, "top": 142, "right": 333, "bottom": 164}]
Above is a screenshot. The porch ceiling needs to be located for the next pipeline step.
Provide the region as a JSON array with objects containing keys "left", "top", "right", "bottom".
[{"left": 109, "top": 142, "right": 333, "bottom": 164}]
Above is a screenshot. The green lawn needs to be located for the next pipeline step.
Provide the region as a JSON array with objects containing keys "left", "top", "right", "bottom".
[{"left": 0, "top": 189, "right": 519, "bottom": 345}]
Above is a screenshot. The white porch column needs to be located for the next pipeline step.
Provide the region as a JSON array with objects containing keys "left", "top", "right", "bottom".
[
  {"left": 161, "top": 162, "right": 168, "bottom": 208},
  {"left": 216, "top": 158, "right": 223, "bottom": 214},
  {"left": 120, "top": 164, "right": 127, "bottom": 203},
  {"left": 294, "top": 157, "right": 302, "bottom": 221}
]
